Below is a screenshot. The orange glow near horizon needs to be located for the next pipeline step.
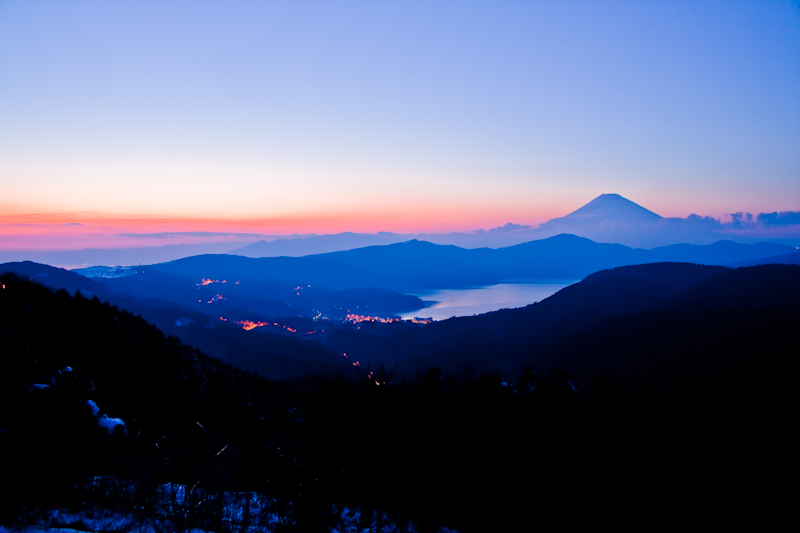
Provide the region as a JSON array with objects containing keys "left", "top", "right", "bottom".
[
  {"left": 0, "top": 197, "right": 573, "bottom": 232},
  {"left": 6, "top": 191, "right": 759, "bottom": 253},
  {"left": 0, "top": 203, "right": 566, "bottom": 251}
]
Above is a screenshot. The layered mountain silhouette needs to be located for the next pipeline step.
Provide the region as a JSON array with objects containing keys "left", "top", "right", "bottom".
[
  {"left": 211, "top": 194, "right": 800, "bottom": 257},
  {"left": 727, "top": 250, "right": 800, "bottom": 267},
  {"left": 230, "top": 232, "right": 410, "bottom": 257},
  {"left": 2, "top": 235, "right": 797, "bottom": 380},
  {"left": 230, "top": 194, "right": 799, "bottom": 256},
  {"left": 5, "top": 194, "right": 797, "bottom": 269},
  {"left": 519, "top": 193, "right": 717, "bottom": 247},
  {"left": 141, "top": 234, "right": 793, "bottom": 292},
  {"left": 649, "top": 240, "right": 793, "bottom": 265}
]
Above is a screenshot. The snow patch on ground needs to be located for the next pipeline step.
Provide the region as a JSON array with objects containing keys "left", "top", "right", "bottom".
[
  {"left": 85, "top": 400, "right": 126, "bottom": 435},
  {"left": 2, "top": 479, "right": 460, "bottom": 533}
]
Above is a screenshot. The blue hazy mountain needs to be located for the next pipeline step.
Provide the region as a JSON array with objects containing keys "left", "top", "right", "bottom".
[
  {"left": 230, "top": 227, "right": 539, "bottom": 257},
  {"left": 649, "top": 240, "right": 794, "bottom": 264},
  {"left": 551, "top": 193, "right": 662, "bottom": 225},
  {"left": 145, "top": 235, "right": 655, "bottom": 291},
  {"left": 230, "top": 232, "right": 412, "bottom": 257},
  {"left": 190, "top": 194, "right": 800, "bottom": 258},
  {"left": 0, "top": 241, "right": 248, "bottom": 270},
  {"left": 523, "top": 193, "right": 718, "bottom": 247},
  {"left": 229, "top": 194, "right": 681, "bottom": 258},
  {"left": 143, "top": 233, "right": 796, "bottom": 292},
  {"left": 726, "top": 250, "right": 800, "bottom": 268}
]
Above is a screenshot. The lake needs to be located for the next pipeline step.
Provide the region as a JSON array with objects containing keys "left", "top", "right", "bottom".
[{"left": 399, "top": 281, "right": 576, "bottom": 321}]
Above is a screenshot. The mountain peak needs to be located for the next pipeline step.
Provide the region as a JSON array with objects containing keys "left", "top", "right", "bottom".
[{"left": 565, "top": 194, "right": 662, "bottom": 223}]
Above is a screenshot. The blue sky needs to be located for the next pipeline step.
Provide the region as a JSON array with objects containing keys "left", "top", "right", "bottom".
[{"left": 1, "top": 0, "right": 798, "bottom": 235}]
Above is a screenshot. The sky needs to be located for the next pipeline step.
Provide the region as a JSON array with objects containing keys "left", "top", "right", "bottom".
[{"left": 1, "top": 0, "right": 799, "bottom": 247}]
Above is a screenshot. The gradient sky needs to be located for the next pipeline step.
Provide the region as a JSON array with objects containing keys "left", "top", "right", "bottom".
[{"left": 1, "top": 0, "right": 799, "bottom": 239}]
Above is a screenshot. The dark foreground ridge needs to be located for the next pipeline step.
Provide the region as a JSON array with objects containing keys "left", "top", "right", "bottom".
[
  {"left": 1, "top": 264, "right": 797, "bottom": 531},
  {"left": 327, "top": 262, "right": 800, "bottom": 382}
]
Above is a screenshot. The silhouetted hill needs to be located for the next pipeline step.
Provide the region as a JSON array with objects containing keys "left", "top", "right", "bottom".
[
  {"left": 2, "top": 266, "right": 794, "bottom": 530},
  {"left": 0, "top": 273, "right": 355, "bottom": 529},
  {"left": 0, "top": 261, "right": 113, "bottom": 299},
  {"left": 540, "top": 264, "right": 800, "bottom": 386},
  {"left": 328, "top": 263, "right": 800, "bottom": 386},
  {"left": 0, "top": 262, "right": 343, "bottom": 380}
]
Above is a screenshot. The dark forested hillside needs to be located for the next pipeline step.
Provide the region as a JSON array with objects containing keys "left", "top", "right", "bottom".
[
  {"left": 326, "top": 263, "right": 800, "bottom": 383},
  {"left": 1, "top": 265, "right": 796, "bottom": 531},
  {"left": 0, "top": 274, "right": 281, "bottom": 522},
  {"left": 0, "top": 262, "right": 347, "bottom": 380}
]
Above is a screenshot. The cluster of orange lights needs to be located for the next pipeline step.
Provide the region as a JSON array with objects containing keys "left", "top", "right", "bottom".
[
  {"left": 198, "top": 278, "right": 239, "bottom": 286},
  {"left": 345, "top": 314, "right": 399, "bottom": 324},
  {"left": 234, "top": 320, "right": 271, "bottom": 331},
  {"left": 228, "top": 319, "right": 301, "bottom": 334}
]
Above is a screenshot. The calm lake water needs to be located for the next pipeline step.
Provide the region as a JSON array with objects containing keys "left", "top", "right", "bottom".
[{"left": 400, "top": 281, "right": 576, "bottom": 321}]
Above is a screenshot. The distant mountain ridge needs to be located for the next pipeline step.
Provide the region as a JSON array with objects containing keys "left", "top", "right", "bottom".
[
  {"left": 649, "top": 240, "right": 794, "bottom": 265},
  {"left": 146, "top": 235, "right": 651, "bottom": 291},
  {"left": 726, "top": 250, "right": 800, "bottom": 268},
  {"left": 4, "top": 194, "right": 797, "bottom": 268},
  {"left": 143, "top": 234, "right": 795, "bottom": 292},
  {"left": 0, "top": 242, "right": 247, "bottom": 270},
  {"left": 4, "top": 233, "right": 795, "bottom": 380},
  {"left": 230, "top": 232, "right": 411, "bottom": 258},
  {"left": 229, "top": 194, "right": 800, "bottom": 257}
]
